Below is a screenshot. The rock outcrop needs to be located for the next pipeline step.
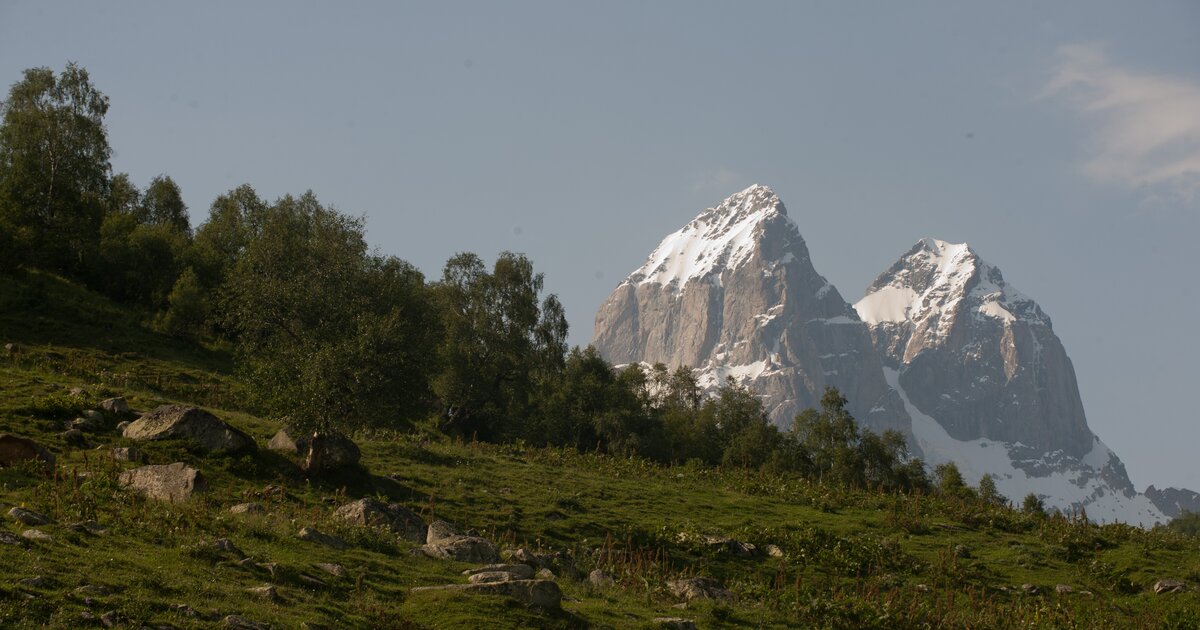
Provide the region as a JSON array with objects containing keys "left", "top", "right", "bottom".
[
  {"left": 592, "top": 184, "right": 911, "bottom": 438},
  {"left": 420, "top": 520, "right": 499, "bottom": 563},
  {"left": 0, "top": 434, "right": 55, "bottom": 473},
  {"left": 333, "top": 498, "right": 426, "bottom": 543},
  {"left": 1145, "top": 486, "right": 1200, "bottom": 519},
  {"left": 123, "top": 406, "right": 255, "bottom": 454},
  {"left": 268, "top": 428, "right": 360, "bottom": 470},
  {"left": 855, "top": 239, "right": 1163, "bottom": 525}
]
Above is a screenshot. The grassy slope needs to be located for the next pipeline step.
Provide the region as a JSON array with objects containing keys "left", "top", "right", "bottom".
[{"left": 1, "top": 273, "right": 1198, "bottom": 629}]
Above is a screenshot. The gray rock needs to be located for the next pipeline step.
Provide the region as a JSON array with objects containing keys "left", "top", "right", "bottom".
[
  {"left": 462, "top": 564, "right": 534, "bottom": 580},
  {"left": 122, "top": 405, "right": 255, "bottom": 454},
  {"left": 119, "top": 463, "right": 207, "bottom": 502},
  {"left": 1154, "top": 579, "right": 1187, "bottom": 594},
  {"left": 0, "top": 434, "right": 55, "bottom": 473},
  {"left": 75, "top": 584, "right": 114, "bottom": 596},
  {"left": 222, "top": 615, "right": 269, "bottom": 629},
  {"left": 22, "top": 529, "right": 52, "bottom": 542},
  {"left": 98, "top": 397, "right": 130, "bottom": 415},
  {"left": 19, "top": 576, "right": 48, "bottom": 588},
  {"left": 109, "top": 446, "right": 142, "bottom": 462},
  {"left": 315, "top": 563, "right": 347, "bottom": 578},
  {"left": 247, "top": 584, "right": 278, "bottom": 601},
  {"left": 230, "top": 502, "right": 266, "bottom": 515},
  {"left": 1055, "top": 584, "right": 1074, "bottom": 594},
  {"left": 99, "top": 611, "right": 120, "bottom": 627},
  {"left": 411, "top": 579, "right": 561, "bottom": 608},
  {"left": 468, "top": 571, "right": 519, "bottom": 584},
  {"left": 0, "top": 531, "right": 26, "bottom": 546},
  {"left": 764, "top": 544, "right": 785, "bottom": 558},
  {"left": 653, "top": 619, "right": 698, "bottom": 630},
  {"left": 60, "top": 428, "right": 89, "bottom": 447},
  {"left": 1021, "top": 583, "right": 1039, "bottom": 595},
  {"left": 297, "top": 526, "right": 347, "bottom": 550},
  {"left": 68, "top": 387, "right": 86, "bottom": 397},
  {"left": 115, "top": 421, "right": 131, "bottom": 433},
  {"left": 421, "top": 535, "right": 500, "bottom": 564},
  {"left": 588, "top": 569, "right": 615, "bottom": 588},
  {"left": 426, "top": 519, "right": 461, "bottom": 544},
  {"left": 667, "top": 577, "right": 733, "bottom": 602},
  {"left": 214, "top": 538, "right": 243, "bottom": 557},
  {"left": 592, "top": 184, "right": 912, "bottom": 437},
  {"left": 535, "top": 568, "right": 555, "bottom": 580},
  {"left": 268, "top": 428, "right": 360, "bottom": 470},
  {"left": 8, "top": 506, "right": 51, "bottom": 526},
  {"left": 67, "top": 520, "right": 108, "bottom": 535},
  {"left": 334, "top": 498, "right": 426, "bottom": 542}
]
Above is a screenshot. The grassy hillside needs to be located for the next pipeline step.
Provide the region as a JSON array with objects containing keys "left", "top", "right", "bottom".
[{"left": 1, "top": 273, "right": 1198, "bottom": 629}]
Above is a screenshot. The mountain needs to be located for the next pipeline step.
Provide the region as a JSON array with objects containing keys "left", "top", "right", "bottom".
[
  {"left": 1145, "top": 486, "right": 1200, "bottom": 519},
  {"left": 592, "top": 184, "right": 912, "bottom": 439},
  {"left": 854, "top": 238, "right": 1165, "bottom": 526}
]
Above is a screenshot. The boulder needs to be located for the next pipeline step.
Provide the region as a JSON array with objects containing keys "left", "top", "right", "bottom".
[
  {"left": 422, "top": 535, "right": 500, "bottom": 563},
  {"left": 0, "top": 531, "right": 26, "bottom": 546},
  {"left": 461, "top": 564, "right": 534, "bottom": 580},
  {"left": 297, "top": 526, "right": 347, "bottom": 550},
  {"left": 268, "top": 428, "right": 360, "bottom": 470},
  {"left": 426, "top": 519, "right": 461, "bottom": 544},
  {"left": 108, "top": 446, "right": 143, "bottom": 462},
  {"left": 119, "top": 463, "right": 207, "bottom": 502},
  {"left": 98, "top": 397, "right": 130, "bottom": 415},
  {"left": 122, "top": 405, "right": 255, "bottom": 454},
  {"left": 229, "top": 502, "right": 266, "bottom": 515},
  {"left": 1154, "top": 579, "right": 1187, "bottom": 594},
  {"left": 764, "top": 544, "right": 785, "bottom": 558},
  {"left": 0, "top": 434, "right": 55, "bottom": 473},
  {"left": 1056, "top": 584, "right": 1074, "bottom": 595},
  {"left": 315, "top": 563, "right": 348, "bottom": 578},
  {"left": 247, "top": 585, "right": 278, "bottom": 601},
  {"left": 22, "top": 529, "right": 52, "bottom": 542},
  {"left": 8, "top": 506, "right": 51, "bottom": 526},
  {"left": 411, "top": 579, "right": 561, "bottom": 608},
  {"left": 468, "top": 571, "right": 520, "bottom": 584},
  {"left": 334, "top": 498, "right": 426, "bottom": 542},
  {"left": 667, "top": 577, "right": 734, "bottom": 602},
  {"left": 588, "top": 569, "right": 615, "bottom": 588}
]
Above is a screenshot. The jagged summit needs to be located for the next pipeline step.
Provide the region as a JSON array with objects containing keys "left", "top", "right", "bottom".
[
  {"left": 856, "top": 238, "right": 1050, "bottom": 333},
  {"left": 595, "top": 185, "right": 912, "bottom": 439},
  {"left": 625, "top": 184, "right": 794, "bottom": 290}
]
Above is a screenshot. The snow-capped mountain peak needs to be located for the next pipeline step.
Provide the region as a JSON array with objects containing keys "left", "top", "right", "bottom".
[
  {"left": 625, "top": 184, "right": 795, "bottom": 290},
  {"left": 855, "top": 238, "right": 1049, "bottom": 330}
]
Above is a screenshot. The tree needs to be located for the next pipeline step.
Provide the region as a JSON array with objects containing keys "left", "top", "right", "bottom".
[
  {"left": 223, "top": 192, "right": 439, "bottom": 474},
  {"left": 432, "top": 251, "right": 567, "bottom": 440},
  {"left": 0, "top": 63, "right": 110, "bottom": 276},
  {"left": 978, "top": 473, "right": 1005, "bottom": 506},
  {"left": 934, "top": 462, "right": 973, "bottom": 498},
  {"left": 791, "top": 387, "right": 863, "bottom": 485},
  {"left": 156, "top": 266, "right": 209, "bottom": 337},
  {"left": 1022, "top": 493, "right": 1047, "bottom": 517},
  {"left": 137, "top": 174, "right": 190, "bottom": 235}
]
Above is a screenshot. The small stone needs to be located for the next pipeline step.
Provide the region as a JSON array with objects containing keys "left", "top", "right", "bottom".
[
  {"left": 468, "top": 571, "right": 518, "bottom": 584},
  {"left": 100, "top": 610, "right": 120, "bottom": 627},
  {"left": 535, "top": 568, "right": 556, "bottom": 580},
  {"left": 915, "top": 584, "right": 932, "bottom": 593},
  {"left": 68, "top": 387, "right": 86, "bottom": 397},
  {"left": 19, "top": 576, "right": 48, "bottom": 588},
  {"left": 170, "top": 603, "right": 199, "bottom": 617},
  {"left": 667, "top": 577, "right": 733, "bottom": 602},
  {"left": 1154, "top": 579, "right": 1187, "bottom": 594},
  {"left": 22, "top": 529, "right": 52, "bottom": 542},
  {"left": 0, "top": 531, "right": 25, "bottom": 546},
  {"left": 109, "top": 447, "right": 142, "bottom": 462},
  {"left": 1021, "top": 583, "right": 1038, "bottom": 595},
  {"left": 298, "top": 574, "right": 328, "bottom": 587},
  {"left": 68, "top": 520, "right": 108, "bottom": 535},
  {"left": 653, "top": 619, "right": 698, "bottom": 630},
  {"left": 223, "top": 615, "right": 270, "bottom": 629},
  {"left": 764, "top": 544, "right": 784, "bottom": 558},
  {"left": 4, "top": 343, "right": 16, "bottom": 353},
  {"left": 75, "top": 584, "right": 113, "bottom": 596},
  {"left": 588, "top": 569, "right": 615, "bottom": 588},
  {"left": 229, "top": 502, "right": 266, "bottom": 515},
  {"left": 315, "top": 563, "right": 348, "bottom": 578},
  {"left": 1055, "top": 584, "right": 1074, "bottom": 594},
  {"left": 297, "top": 526, "right": 347, "bottom": 549},
  {"left": 953, "top": 544, "right": 972, "bottom": 559},
  {"left": 255, "top": 562, "right": 280, "bottom": 579},
  {"left": 214, "top": 538, "right": 243, "bottom": 557},
  {"left": 115, "top": 421, "right": 131, "bottom": 433},
  {"left": 8, "top": 506, "right": 52, "bottom": 526},
  {"left": 461, "top": 564, "right": 533, "bottom": 580},
  {"left": 247, "top": 584, "right": 278, "bottom": 601},
  {"left": 61, "top": 428, "right": 88, "bottom": 446}
]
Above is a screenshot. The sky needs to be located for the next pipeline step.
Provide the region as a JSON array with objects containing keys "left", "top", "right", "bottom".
[{"left": 2, "top": 1, "right": 1198, "bottom": 492}]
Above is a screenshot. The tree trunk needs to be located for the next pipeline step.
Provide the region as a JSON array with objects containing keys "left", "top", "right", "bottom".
[{"left": 303, "top": 432, "right": 327, "bottom": 477}]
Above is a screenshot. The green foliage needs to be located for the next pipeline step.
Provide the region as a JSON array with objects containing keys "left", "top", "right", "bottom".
[
  {"left": 978, "top": 472, "right": 1005, "bottom": 505},
  {"left": 432, "top": 251, "right": 568, "bottom": 440},
  {"left": 155, "top": 266, "right": 209, "bottom": 337},
  {"left": 1169, "top": 510, "right": 1200, "bottom": 536},
  {"left": 0, "top": 63, "right": 110, "bottom": 278},
  {"left": 1022, "top": 492, "right": 1047, "bottom": 517},
  {"left": 136, "top": 174, "right": 190, "bottom": 235},
  {"left": 934, "top": 461, "right": 975, "bottom": 499},
  {"left": 223, "top": 192, "right": 440, "bottom": 443}
]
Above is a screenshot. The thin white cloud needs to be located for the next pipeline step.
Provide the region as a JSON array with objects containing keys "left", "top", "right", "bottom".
[{"left": 1045, "top": 44, "right": 1200, "bottom": 202}]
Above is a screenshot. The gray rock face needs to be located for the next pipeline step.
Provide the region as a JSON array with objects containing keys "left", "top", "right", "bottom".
[
  {"left": 1145, "top": 486, "right": 1200, "bottom": 519},
  {"left": 123, "top": 405, "right": 255, "bottom": 454},
  {"left": 119, "top": 463, "right": 206, "bottom": 502},
  {"left": 421, "top": 520, "right": 499, "bottom": 563},
  {"left": 854, "top": 239, "right": 1164, "bottom": 525},
  {"left": 592, "top": 184, "right": 911, "bottom": 438},
  {"left": 268, "top": 428, "right": 360, "bottom": 470},
  {"left": 98, "top": 397, "right": 130, "bottom": 415},
  {"left": 333, "top": 498, "right": 426, "bottom": 543}
]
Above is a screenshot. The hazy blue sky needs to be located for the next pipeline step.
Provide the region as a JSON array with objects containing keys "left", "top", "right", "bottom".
[{"left": 2, "top": 1, "right": 1197, "bottom": 491}]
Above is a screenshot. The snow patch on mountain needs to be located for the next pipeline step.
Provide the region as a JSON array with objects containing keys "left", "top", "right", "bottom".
[{"left": 887, "top": 365, "right": 1164, "bottom": 527}]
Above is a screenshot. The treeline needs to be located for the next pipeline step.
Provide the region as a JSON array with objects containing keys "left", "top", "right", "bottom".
[{"left": 1, "top": 64, "right": 981, "bottom": 497}]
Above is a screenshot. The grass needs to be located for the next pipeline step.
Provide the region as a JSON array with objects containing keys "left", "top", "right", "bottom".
[{"left": 1, "top": 272, "right": 1198, "bottom": 628}]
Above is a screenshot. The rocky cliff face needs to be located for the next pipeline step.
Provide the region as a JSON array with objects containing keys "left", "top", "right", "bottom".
[
  {"left": 1145, "top": 486, "right": 1200, "bottom": 519},
  {"left": 592, "top": 184, "right": 911, "bottom": 439},
  {"left": 855, "top": 239, "right": 1164, "bottom": 526}
]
